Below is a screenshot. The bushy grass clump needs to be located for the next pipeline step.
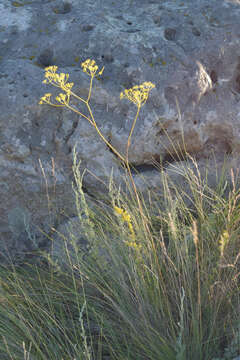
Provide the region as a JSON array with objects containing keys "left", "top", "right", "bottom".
[
  {"left": 0, "top": 59, "right": 239, "bottom": 359},
  {"left": 0, "top": 156, "right": 240, "bottom": 359}
]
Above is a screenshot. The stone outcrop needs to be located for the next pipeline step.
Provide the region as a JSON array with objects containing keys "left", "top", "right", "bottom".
[{"left": 1, "top": 0, "right": 240, "bottom": 262}]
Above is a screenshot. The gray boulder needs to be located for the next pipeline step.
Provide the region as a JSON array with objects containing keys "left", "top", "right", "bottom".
[{"left": 1, "top": 0, "right": 240, "bottom": 262}]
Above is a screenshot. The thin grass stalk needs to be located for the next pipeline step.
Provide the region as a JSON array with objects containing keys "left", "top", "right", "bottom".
[{"left": 192, "top": 220, "right": 202, "bottom": 349}]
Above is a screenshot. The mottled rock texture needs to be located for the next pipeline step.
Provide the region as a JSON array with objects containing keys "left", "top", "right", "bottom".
[{"left": 1, "top": 0, "right": 240, "bottom": 262}]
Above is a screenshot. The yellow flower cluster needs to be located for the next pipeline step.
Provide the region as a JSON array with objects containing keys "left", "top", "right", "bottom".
[
  {"left": 39, "top": 92, "right": 52, "bottom": 105},
  {"left": 120, "top": 82, "right": 155, "bottom": 107},
  {"left": 81, "top": 59, "right": 104, "bottom": 78},
  {"left": 114, "top": 206, "right": 142, "bottom": 250},
  {"left": 114, "top": 206, "right": 135, "bottom": 237},
  {"left": 43, "top": 66, "right": 74, "bottom": 92},
  {"left": 39, "top": 60, "right": 155, "bottom": 112},
  {"left": 124, "top": 240, "right": 142, "bottom": 250},
  {"left": 39, "top": 65, "right": 74, "bottom": 106}
]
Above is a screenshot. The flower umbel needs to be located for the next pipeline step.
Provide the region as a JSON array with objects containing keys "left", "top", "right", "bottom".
[
  {"left": 39, "top": 93, "right": 52, "bottom": 105},
  {"left": 42, "top": 66, "right": 74, "bottom": 92},
  {"left": 39, "top": 66, "right": 74, "bottom": 106},
  {"left": 81, "top": 59, "right": 104, "bottom": 78},
  {"left": 120, "top": 81, "right": 155, "bottom": 107}
]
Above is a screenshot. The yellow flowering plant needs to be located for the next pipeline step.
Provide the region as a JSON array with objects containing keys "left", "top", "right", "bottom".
[
  {"left": 39, "top": 59, "right": 155, "bottom": 245},
  {"left": 113, "top": 205, "right": 143, "bottom": 253},
  {"left": 113, "top": 205, "right": 135, "bottom": 238},
  {"left": 39, "top": 59, "right": 155, "bottom": 167}
]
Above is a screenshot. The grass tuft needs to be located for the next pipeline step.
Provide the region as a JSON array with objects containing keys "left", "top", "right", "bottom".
[{"left": 0, "top": 156, "right": 239, "bottom": 359}]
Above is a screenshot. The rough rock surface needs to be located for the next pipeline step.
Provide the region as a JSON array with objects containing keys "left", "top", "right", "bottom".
[{"left": 1, "top": 0, "right": 240, "bottom": 262}]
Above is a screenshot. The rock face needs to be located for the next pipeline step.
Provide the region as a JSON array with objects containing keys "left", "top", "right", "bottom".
[{"left": 1, "top": 0, "right": 240, "bottom": 262}]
